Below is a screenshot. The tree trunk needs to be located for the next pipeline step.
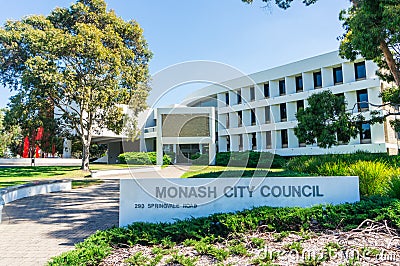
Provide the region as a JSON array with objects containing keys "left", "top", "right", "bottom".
[
  {"left": 380, "top": 40, "right": 400, "bottom": 87},
  {"left": 81, "top": 139, "right": 90, "bottom": 171}
]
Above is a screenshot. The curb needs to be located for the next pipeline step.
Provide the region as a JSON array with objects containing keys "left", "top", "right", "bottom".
[{"left": 0, "top": 180, "right": 72, "bottom": 223}]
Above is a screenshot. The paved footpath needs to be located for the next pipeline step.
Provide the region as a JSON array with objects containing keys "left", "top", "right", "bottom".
[
  {"left": 0, "top": 180, "right": 120, "bottom": 266},
  {"left": 0, "top": 165, "right": 189, "bottom": 266}
]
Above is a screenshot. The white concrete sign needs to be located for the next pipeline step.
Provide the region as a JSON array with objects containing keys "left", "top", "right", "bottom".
[{"left": 119, "top": 177, "right": 360, "bottom": 227}]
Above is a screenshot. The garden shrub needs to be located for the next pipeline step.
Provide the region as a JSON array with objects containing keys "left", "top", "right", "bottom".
[
  {"left": 348, "top": 161, "right": 391, "bottom": 196},
  {"left": 285, "top": 152, "right": 400, "bottom": 198},
  {"left": 118, "top": 152, "right": 172, "bottom": 165},
  {"left": 387, "top": 170, "right": 400, "bottom": 199},
  {"left": 216, "top": 151, "right": 286, "bottom": 168}
]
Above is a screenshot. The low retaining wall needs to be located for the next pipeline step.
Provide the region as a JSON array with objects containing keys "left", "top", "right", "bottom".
[{"left": 0, "top": 180, "right": 72, "bottom": 223}]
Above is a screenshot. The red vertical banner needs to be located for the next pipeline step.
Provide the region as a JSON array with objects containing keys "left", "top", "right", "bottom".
[
  {"left": 35, "top": 145, "right": 40, "bottom": 158},
  {"left": 23, "top": 136, "right": 29, "bottom": 158},
  {"left": 36, "top": 126, "right": 44, "bottom": 140}
]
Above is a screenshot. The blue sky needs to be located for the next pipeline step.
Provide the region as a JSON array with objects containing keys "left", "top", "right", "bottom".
[{"left": 0, "top": 0, "right": 350, "bottom": 107}]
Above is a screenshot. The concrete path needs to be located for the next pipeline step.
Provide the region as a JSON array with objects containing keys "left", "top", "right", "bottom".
[
  {"left": 0, "top": 165, "right": 188, "bottom": 266},
  {"left": 95, "top": 164, "right": 191, "bottom": 179}
]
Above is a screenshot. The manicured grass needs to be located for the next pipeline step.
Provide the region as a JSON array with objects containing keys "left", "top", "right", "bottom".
[
  {"left": 0, "top": 164, "right": 133, "bottom": 188},
  {"left": 181, "top": 165, "right": 307, "bottom": 178}
]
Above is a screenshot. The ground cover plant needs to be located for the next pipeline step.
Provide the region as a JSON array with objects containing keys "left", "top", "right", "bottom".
[{"left": 48, "top": 197, "right": 400, "bottom": 265}]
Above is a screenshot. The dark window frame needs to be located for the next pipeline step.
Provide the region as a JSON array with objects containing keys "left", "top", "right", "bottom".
[
  {"left": 238, "top": 111, "right": 242, "bottom": 127},
  {"left": 357, "top": 89, "right": 369, "bottom": 112},
  {"left": 296, "top": 100, "right": 304, "bottom": 113},
  {"left": 333, "top": 66, "right": 343, "bottom": 85},
  {"left": 281, "top": 130, "right": 288, "bottom": 148},
  {"left": 251, "top": 109, "right": 256, "bottom": 126},
  {"left": 313, "top": 71, "right": 322, "bottom": 88},
  {"left": 266, "top": 131, "right": 272, "bottom": 149},
  {"left": 237, "top": 90, "right": 242, "bottom": 105},
  {"left": 264, "top": 83, "right": 270, "bottom": 98},
  {"left": 225, "top": 92, "right": 229, "bottom": 105},
  {"left": 355, "top": 61, "right": 366, "bottom": 80},
  {"left": 265, "top": 106, "right": 271, "bottom": 124},
  {"left": 279, "top": 80, "right": 286, "bottom": 96},
  {"left": 250, "top": 87, "right": 255, "bottom": 101},
  {"left": 295, "top": 75, "right": 303, "bottom": 92},
  {"left": 280, "top": 103, "right": 287, "bottom": 122},
  {"left": 359, "top": 122, "right": 371, "bottom": 144},
  {"left": 251, "top": 132, "right": 257, "bottom": 150}
]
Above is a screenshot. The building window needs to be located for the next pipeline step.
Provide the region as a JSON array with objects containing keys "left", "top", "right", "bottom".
[
  {"left": 279, "top": 80, "right": 286, "bottom": 95},
  {"left": 252, "top": 133, "right": 257, "bottom": 150},
  {"left": 295, "top": 76, "right": 303, "bottom": 92},
  {"left": 359, "top": 123, "right": 371, "bottom": 144},
  {"left": 237, "top": 90, "right": 242, "bottom": 104},
  {"left": 238, "top": 111, "right": 242, "bottom": 127},
  {"left": 265, "top": 106, "right": 271, "bottom": 123},
  {"left": 357, "top": 89, "right": 369, "bottom": 112},
  {"left": 297, "top": 100, "right": 304, "bottom": 113},
  {"left": 266, "top": 131, "right": 272, "bottom": 149},
  {"left": 333, "top": 66, "right": 343, "bottom": 85},
  {"left": 250, "top": 87, "right": 255, "bottom": 101},
  {"left": 313, "top": 71, "right": 322, "bottom": 88},
  {"left": 226, "top": 113, "right": 230, "bottom": 129},
  {"left": 264, "top": 83, "right": 270, "bottom": 98},
  {"left": 251, "top": 109, "right": 256, "bottom": 125},
  {"left": 355, "top": 61, "right": 366, "bottom": 80},
  {"left": 280, "top": 103, "right": 287, "bottom": 122},
  {"left": 281, "top": 130, "right": 288, "bottom": 148},
  {"left": 225, "top": 93, "right": 229, "bottom": 105},
  {"left": 239, "top": 135, "right": 243, "bottom": 151},
  {"left": 226, "top": 136, "right": 230, "bottom": 151}
]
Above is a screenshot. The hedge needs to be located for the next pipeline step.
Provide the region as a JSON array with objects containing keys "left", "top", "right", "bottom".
[
  {"left": 118, "top": 152, "right": 172, "bottom": 165},
  {"left": 216, "top": 151, "right": 286, "bottom": 168}
]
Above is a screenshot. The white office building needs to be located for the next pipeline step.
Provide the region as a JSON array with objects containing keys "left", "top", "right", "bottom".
[{"left": 129, "top": 51, "right": 399, "bottom": 165}]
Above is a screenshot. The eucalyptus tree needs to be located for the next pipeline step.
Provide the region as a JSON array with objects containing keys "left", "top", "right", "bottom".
[{"left": 0, "top": 0, "right": 152, "bottom": 170}]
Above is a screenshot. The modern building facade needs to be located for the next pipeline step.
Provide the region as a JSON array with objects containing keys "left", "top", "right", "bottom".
[{"left": 130, "top": 51, "right": 399, "bottom": 165}]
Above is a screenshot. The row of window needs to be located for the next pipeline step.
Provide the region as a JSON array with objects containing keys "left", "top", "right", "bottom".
[
  {"left": 225, "top": 101, "right": 304, "bottom": 128},
  {"left": 223, "top": 89, "right": 369, "bottom": 129},
  {"left": 225, "top": 61, "right": 367, "bottom": 105},
  {"left": 225, "top": 123, "right": 371, "bottom": 150}
]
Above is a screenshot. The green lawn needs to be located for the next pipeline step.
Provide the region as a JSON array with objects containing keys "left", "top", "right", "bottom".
[
  {"left": 181, "top": 165, "right": 308, "bottom": 178},
  {"left": 0, "top": 164, "right": 132, "bottom": 188}
]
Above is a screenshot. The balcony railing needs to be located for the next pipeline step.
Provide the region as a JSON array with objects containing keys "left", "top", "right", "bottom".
[{"left": 144, "top": 127, "right": 156, "bottom": 133}]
